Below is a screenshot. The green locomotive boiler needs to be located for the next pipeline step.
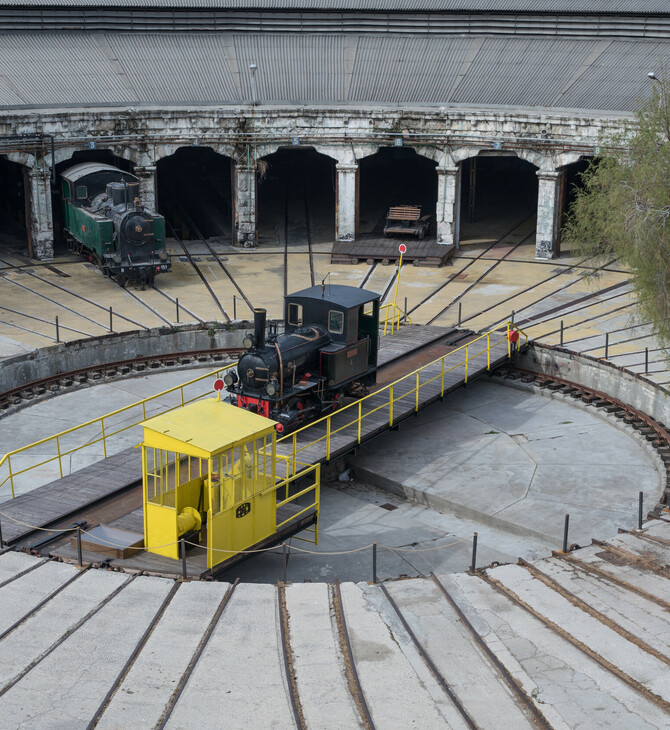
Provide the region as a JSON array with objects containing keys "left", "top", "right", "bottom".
[{"left": 61, "top": 162, "right": 170, "bottom": 287}]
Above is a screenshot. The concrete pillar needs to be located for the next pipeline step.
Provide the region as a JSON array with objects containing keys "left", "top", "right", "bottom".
[
  {"left": 336, "top": 163, "right": 357, "bottom": 242},
  {"left": 234, "top": 163, "right": 256, "bottom": 248},
  {"left": 535, "top": 170, "right": 564, "bottom": 260},
  {"left": 436, "top": 165, "right": 461, "bottom": 248},
  {"left": 27, "top": 168, "right": 54, "bottom": 260},
  {"left": 134, "top": 165, "right": 157, "bottom": 211}
]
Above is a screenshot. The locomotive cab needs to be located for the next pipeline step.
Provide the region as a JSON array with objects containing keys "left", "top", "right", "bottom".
[{"left": 228, "top": 285, "right": 380, "bottom": 432}]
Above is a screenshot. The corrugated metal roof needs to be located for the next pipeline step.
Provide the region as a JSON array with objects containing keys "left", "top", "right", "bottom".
[
  {"left": 0, "top": 1, "right": 668, "bottom": 10},
  {"left": 0, "top": 32, "right": 665, "bottom": 113}
]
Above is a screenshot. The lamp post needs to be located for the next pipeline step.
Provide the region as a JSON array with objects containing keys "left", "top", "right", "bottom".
[
  {"left": 648, "top": 72, "right": 670, "bottom": 141},
  {"left": 250, "top": 63, "right": 258, "bottom": 106}
]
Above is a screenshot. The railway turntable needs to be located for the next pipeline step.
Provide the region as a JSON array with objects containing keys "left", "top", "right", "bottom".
[{"left": 140, "top": 397, "right": 320, "bottom": 577}]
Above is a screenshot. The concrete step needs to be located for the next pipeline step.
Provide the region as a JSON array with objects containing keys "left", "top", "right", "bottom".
[
  {"left": 0, "top": 575, "right": 174, "bottom": 727},
  {"left": 535, "top": 558, "right": 670, "bottom": 655},
  {"left": 489, "top": 563, "right": 669, "bottom": 702},
  {"left": 0, "top": 569, "right": 129, "bottom": 690},
  {"left": 166, "top": 583, "right": 295, "bottom": 730},
  {"left": 97, "top": 581, "right": 230, "bottom": 730},
  {"left": 0, "top": 559, "right": 78, "bottom": 635},
  {"left": 379, "top": 578, "right": 536, "bottom": 728},
  {"left": 284, "top": 583, "right": 362, "bottom": 729},
  {"left": 606, "top": 532, "right": 670, "bottom": 565},
  {"left": 561, "top": 545, "right": 670, "bottom": 603},
  {"left": 339, "top": 581, "right": 459, "bottom": 729},
  {"left": 0, "top": 551, "right": 44, "bottom": 584},
  {"left": 450, "top": 572, "right": 670, "bottom": 729}
]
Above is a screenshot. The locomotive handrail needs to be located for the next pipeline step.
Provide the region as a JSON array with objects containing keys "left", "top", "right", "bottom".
[
  {"left": 279, "top": 322, "right": 528, "bottom": 473},
  {"left": 0, "top": 361, "right": 237, "bottom": 499}
]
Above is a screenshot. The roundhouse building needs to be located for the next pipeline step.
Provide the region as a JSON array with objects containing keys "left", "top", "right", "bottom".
[{"left": 0, "top": 0, "right": 669, "bottom": 261}]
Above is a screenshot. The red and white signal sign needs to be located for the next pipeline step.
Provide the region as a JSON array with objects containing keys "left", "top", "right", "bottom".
[
  {"left": 398, "top": 244, "right": 407, "bottom": 254},
  {"left": 214, "top": 378, "right": 224, "bottom": 391}
]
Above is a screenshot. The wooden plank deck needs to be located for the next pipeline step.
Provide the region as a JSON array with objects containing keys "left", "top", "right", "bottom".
[
  {"left": 1, "top": 448, "right": 141, "bottom": 545},
  {"left": 277, "top": 332, "right": 516, "bottom": 469},
  {"left": 0, "top": 325, "right": 493, "bottom": 551},
  {"left": 332, "top": 235, "right": 455, "bottom": 267},
  {"left": 51, "top": 502, "right": 316, "bottom": 579}
]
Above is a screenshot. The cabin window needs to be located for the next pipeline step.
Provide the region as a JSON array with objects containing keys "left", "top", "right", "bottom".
[
  {"left": 75, "top": 185, "right": 88, "bottom": 200},
  {"left": 328, "top": 309, "right": 344, "bottom": 334},
  {"left": 288, "top": 303, "right": 303, "bottom": 326}
]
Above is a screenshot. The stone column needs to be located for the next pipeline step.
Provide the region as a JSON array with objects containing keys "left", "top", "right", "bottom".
[
  {"left": 27, "top": 168, "right": 54, "bottom": 260},
  {"left": 435, "top": 165, "right": 461, "bottom": 248},
  {"left": 134, "top": 165, "right": 157, "bottom": 211},
  {"left": 234, "top": 163, "right": 257, "bottom": 248},
  {"left": 535, "top": 170, "right": 564, "bottom": 260},
  {"left": 336, "top": 163, "right": 357, "bottom": 242}
]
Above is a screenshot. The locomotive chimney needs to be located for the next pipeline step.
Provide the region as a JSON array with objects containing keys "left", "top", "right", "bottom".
[{"left": 254, "top": 308, "right": 266, "bottom": 350}]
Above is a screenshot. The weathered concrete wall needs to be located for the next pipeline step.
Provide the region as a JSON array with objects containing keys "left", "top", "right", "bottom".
[
  {"left": 0, "top": 324, "right": 246, "bottom": 393},
  {"left": 1, "top": 104, "right": 628, "bottom": 258},
  {"left": 517, "top": 344, "right": 670, "bottom": 428}
]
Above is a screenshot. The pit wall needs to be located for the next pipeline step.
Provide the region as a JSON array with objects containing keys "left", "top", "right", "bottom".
[
  {"left": 0, "top": 324, "right": 247, "bottom": 393},
  {"left": 517, "top": 343, "right": 670, "bottom": 427}
]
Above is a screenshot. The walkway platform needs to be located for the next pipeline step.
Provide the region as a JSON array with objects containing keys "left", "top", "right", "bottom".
[
  {"left": 331, "top": 235, "right": 455, "bottom": 267},
  {"left": 1, "top": 324, "right": 481, "bottom": 553},
  {"left": 276, "top": 328, "right": 515, "bottom": 469}
]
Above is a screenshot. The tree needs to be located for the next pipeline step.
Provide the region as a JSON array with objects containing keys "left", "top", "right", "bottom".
[{"left": 562, "top": 74, "right": 670, "bottom": 343}]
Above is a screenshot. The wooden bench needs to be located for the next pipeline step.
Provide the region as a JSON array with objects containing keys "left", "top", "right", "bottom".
[{"left": 383, "top": 205, "right": 431, "bottom": 239}]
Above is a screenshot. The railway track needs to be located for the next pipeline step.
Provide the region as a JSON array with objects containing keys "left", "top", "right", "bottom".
[
  {"left": 0, "top": 347, "right": 243, "bottom": 416},
  {"left": 496, "top": 365, "right": 670, "bottom": 508}
]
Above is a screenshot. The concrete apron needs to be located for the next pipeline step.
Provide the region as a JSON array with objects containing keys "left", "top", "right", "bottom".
[{"left": 347, "top": 377, "right": 664, "bottom": 547}]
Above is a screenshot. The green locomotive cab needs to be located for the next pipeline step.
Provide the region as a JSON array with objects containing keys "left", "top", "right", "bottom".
[{"left": 61, "top": 162, "right": 170, "bottom": 287}]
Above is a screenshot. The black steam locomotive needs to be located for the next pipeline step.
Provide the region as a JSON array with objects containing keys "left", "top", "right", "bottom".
[
  {"left": 225, "top": 285, "right": 380, "bottom": 432},
  {"left": 60, "top": 162, "right": 170, "bottom": 287}
]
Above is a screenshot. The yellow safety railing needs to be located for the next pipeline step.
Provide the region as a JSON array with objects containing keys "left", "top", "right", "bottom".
[
  {"left": 272, "top": 458, "right": 320, "bottom": 544},
  {"left": 380, "top": 302, "right": 411, "bottom": 335},
  {"left": 279, "top": 321, "right": 528, "bottom": 474},
  {"left": 0, "top": 361, "right": 236, "bottom": 499}
]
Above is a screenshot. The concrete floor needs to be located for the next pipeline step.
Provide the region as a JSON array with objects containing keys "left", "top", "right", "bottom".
[
  {"left": 0, "top": 368, "right": 660, "bottom": 582},
  {"left": 2, "top": 216, "right": 670, "bottom": 727}
]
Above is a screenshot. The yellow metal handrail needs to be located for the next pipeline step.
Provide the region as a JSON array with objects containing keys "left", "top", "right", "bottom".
[
  {"left": 0, "top": 361, "right": 236, "bottom": 499},
  {"left": 380, "top": 302, "right": 411, "bottom": 335},
  {"left": 279, "top": 322, "right": 528, "bottom": 473}
]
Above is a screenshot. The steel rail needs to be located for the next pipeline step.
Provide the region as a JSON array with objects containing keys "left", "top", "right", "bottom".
[
  {"left": 427, "top": 228, "right": 536, "bottom": 325},
  {"left": 0, "top": 574, "right": 137, "bottom": 699},
  {"left": 156, "top": 578, "right": 240, "bottom": 729},
  {"left": 87, "top": 581, "right": 181, "bottom": 730},
  {"left": 477, "top": 570, "right": 670, "bottom": 715},
  {"left": 554, "top": 551, "right": 670, "bottom": 612},
  {"left": 0, "top": 556, "right": 49, "bottom": 589},
  {"left": 430, "top": 573, "right": 552, "bottom": 729},
  {"left": 173, "top": 203, "right": 255, "bottom": 316},
  {"left": 517, "top": 557, "right": 670, "bottom": 669},
  {"left": 407, "top": 213, "right": 533, "bottom": 318},
  {"left": 22, "top": 267, "right": 151, "bottom": 330},
  {"left": 0, "top": 565, "right": 90, "bottom": 643},
  {"left": 283, "top": 191, "right": 289, "bottom": 298},
  {"left": 378, "top": 582, "right": 477, "bottom": 729},
  {"left": 590, "top": 540, "right": 670, "bottom": 580},
  {"left": 332, "top": 581, "right": 375, "bottom": 730},
  {"left": 303, "top": 180, "right": 316, "bottom": 288},
  {"left": 0, "top": 347, "right": 242, "bottom": 409},
  {"left": 165, "top": 217, "right": 229, "bottom": 322},
  {"left": 277, "top": 584, "right": 307, "bottom": 730}
]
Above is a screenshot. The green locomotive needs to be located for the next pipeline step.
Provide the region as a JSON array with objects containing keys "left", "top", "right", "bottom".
[{"left": 61, "top": 162, "right": 170, "bottom": 287}]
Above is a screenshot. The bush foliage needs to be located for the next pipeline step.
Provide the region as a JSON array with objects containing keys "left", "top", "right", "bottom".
[{"left": 562, "top": 76, "right": 670, "bottom": 343}]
